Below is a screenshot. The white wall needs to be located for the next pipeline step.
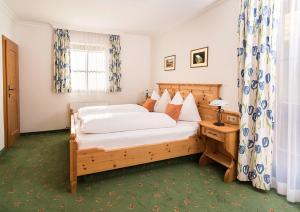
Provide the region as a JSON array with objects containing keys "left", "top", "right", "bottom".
[
  {"left": 0, "top": 0, "right": 16, "bottom": 150},
  {"left": 12, "top": 0, "right": 238, "bottom": 134},
  {"left": 14, "top": 22, "right": 151, "bottom": 133},
  {"left": 151, "top": 0, "right": 239, "bottom": 111}
]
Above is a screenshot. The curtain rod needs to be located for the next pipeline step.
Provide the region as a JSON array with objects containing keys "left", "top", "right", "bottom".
[{"left": 50, "top": 22, "right": 123, "bottom": 35}]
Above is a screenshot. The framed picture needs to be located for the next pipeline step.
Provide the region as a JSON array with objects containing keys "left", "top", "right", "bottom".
[
  {"left": 190, "top": 47, "right": 208, "bottom": 68},
  {"left": 164, "top": 55, "right": 176, "bottom": 71}
]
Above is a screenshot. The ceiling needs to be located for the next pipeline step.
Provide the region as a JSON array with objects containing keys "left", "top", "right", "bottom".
[{"left": 4, "top": 0, "right": 219, "bottom": 36}]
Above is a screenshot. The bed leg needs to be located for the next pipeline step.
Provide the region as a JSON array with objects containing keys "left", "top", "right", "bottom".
[
  {"left": 70, "top": 177, "right": 77, "bottom": 193},
  {"left": 70, "top": 135, "right": 78, "bottom": 193}
]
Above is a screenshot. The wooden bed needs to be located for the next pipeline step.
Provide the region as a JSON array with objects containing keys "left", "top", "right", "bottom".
[{"left": 69, "top": 83, "right": 237, "bottom": 193}]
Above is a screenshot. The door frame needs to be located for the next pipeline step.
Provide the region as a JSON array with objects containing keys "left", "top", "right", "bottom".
[{"left": 2, "top": 35, "right": 20, "bottom": 149}]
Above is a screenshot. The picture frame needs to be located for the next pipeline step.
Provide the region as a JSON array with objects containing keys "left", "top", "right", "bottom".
[
  {"left": 164, "top": 55, "right": 176, "bottom": 71},
  {"left": 190, "top": 47, "right": 208, "bottom": 68}
]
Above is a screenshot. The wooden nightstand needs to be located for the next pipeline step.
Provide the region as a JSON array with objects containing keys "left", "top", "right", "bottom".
[{"left": 199, "top": 120, "right": 239, "bottom": 183}]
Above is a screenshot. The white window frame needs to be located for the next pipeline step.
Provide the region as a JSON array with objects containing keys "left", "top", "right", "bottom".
[{"left": 70, "top": 48, "right": 108, "bottom": 92}]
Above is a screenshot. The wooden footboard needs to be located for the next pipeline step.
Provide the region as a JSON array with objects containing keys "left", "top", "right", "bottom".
[{"left": 77, "top": 135, "right": 203, "bottom": 176}]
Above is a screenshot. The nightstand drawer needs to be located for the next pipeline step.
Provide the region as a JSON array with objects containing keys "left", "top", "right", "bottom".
[{"left": 203, "top": 128, "right": 224, "bottom": 142}]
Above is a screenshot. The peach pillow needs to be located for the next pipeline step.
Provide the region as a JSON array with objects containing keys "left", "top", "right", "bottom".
[
  {"left": 165, "top": 103, "right": 183, "bottom": 121},
  {"left": 142, "top": 99, "right": 157, "bottom": 112}
]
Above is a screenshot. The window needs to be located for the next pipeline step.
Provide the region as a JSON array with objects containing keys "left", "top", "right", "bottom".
[
  {"left": 70, "top": 49, "right": 107, "bottom": 92},
  {"left": 69, "top": 30, "right": 110, "bottom": 92}
]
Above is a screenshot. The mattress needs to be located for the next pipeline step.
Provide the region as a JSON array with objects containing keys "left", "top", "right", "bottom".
[{"left": 76, "top": 120, "right": 199, "bottom": 150}]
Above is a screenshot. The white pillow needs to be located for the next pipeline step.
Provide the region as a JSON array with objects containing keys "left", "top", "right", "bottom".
[
  {"left": 80, "top": 112, "right": 176, "bottom": 134},
  {"left": 151, "top": 90, "right": 160, "bottom": 100},
  {"left": 170, "top": 91, "right": 183, "bottom": 105},
  {"left": 78, "top": 104, "right": 148, "bottom": 119},
  {"left": 179, "top": 93, "right": 201, "bottom": 122},
  {"left": 154, "top": 89, "right": 171, "bottom": 112}
]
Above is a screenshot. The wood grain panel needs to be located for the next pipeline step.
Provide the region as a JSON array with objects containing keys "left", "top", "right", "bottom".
[
  {"left": 77, "top": 136, "right": 203, "bottom": 176},
  {"left": 157, "top": 83, "right": 239, "bottom": 125}
]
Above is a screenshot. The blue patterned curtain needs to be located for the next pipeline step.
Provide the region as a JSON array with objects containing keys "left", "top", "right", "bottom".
[
  {"left": 237, "top": 0, "right": 279, "bottom": 190},
  {"left": 109, "top": 35, "right": 121, "bottom": 92},
  {"left": 53, "top": 29, "right": 71, "bottom": 93}
]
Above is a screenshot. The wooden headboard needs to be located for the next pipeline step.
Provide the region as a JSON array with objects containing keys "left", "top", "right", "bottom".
[{"left": 157, "top": 83, "right": 239, "bottom": 125}]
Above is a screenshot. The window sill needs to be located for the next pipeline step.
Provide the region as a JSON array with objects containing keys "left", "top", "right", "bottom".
[{"left": 70, "top": 90, "right": 108, "bottom": 94}]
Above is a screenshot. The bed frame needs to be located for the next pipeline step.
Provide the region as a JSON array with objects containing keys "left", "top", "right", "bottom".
[{"left": 69, "top": 83, "right": 238, "bottom": 193}]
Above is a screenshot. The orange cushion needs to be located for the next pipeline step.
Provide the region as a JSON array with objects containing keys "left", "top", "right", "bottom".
[
  {"left": 165, "top": 104, "right": 183, "bottom": 121},
  {"left": 142, "top": 99, "right": 157, "bottom": 112}
]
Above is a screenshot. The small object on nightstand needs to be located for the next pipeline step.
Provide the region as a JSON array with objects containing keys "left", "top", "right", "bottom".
[
  {"left": 138, "top": 89, "right": 152, "bottom": 106},
  {"left": 209, "top": 98, "right": 228, "bottom": 126},
  {"left": 144, "top": 89, "right": 151, "bottom": 100},
  {"left": 199, "top": 120, "right": 239, "bottom": 183}
]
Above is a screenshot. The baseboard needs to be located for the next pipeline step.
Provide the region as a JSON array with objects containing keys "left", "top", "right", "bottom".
[{"left": 21, "top": 128, "right": 69, "bottom": 136}]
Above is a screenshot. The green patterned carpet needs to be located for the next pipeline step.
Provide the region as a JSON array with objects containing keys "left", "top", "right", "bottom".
[{"left": 0, "top": 132, "right": 299, "bottom": 212}]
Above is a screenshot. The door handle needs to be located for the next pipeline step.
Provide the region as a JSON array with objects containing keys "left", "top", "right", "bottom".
[
  {"left": 8, "top": 85, "right": 15, "bottom": 91},
  {"left": 8, "top": 85, "right": 15, "bottom": 98}
]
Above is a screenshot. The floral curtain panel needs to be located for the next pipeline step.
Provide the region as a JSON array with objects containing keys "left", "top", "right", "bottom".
[
  {"left": 237, "top": 0, "right": 279, "bottom": 190},
  {"left": 53, "top": 29, "right": 71, "bottom": 93},
  {"left": 109, "top": 35, "right": 121, "bottom": 92}
]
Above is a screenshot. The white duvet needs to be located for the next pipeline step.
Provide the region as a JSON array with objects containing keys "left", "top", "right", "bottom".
[
  {"left": 78, "top": 104, "right": 148, "bottom": 119},
  {"left": 80, "top": 112, "right": 176, "bottom": 134}
]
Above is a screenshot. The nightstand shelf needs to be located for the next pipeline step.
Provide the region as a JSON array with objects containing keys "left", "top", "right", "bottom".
[
  {"left": 205, "top": 151, "right": 232, "bottom": 168},
  {"left": 199, "top": 120, "right": 239, "bottom": 183}
]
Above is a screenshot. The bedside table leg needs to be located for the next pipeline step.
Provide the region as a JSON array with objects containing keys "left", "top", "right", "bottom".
[
  {"left": 199, "top": 154, "right": 214, "bottom": 166},
  {"left": 224, "top": 161, "right": 237, "bottom": 183}
]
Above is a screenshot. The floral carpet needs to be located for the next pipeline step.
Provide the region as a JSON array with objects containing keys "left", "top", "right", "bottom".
[{"left": 0, "top": 132, "right": 299, "bottom": 212}]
